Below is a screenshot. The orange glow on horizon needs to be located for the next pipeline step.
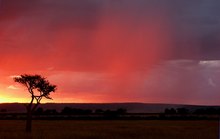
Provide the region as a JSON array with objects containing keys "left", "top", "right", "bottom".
[{"left": 0, "top": 95, "right": 28, "bottom": 103}]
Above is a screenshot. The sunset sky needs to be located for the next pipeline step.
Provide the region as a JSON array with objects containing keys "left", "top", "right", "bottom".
[{"left": 0, "top": 0, "right": 220, "bottom": 105}]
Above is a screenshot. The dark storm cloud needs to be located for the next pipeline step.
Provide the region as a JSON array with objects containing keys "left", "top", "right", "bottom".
[
  {"left": 0, "top": 0, "right": 103, "bottom": 29},
  {"left": 0, "top": 0, "right": 171, "bottom": 71},
  {"left": 0, "top": 0, "right": 219, "bottom": 62},
  {"left": 168, "top": 0, "right": 220, "bottom": 60},
  {"left": 0, "top": 0, "right": 105, "bottom": 70}
]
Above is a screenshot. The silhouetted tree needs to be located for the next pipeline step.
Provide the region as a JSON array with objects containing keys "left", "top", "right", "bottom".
[
  {"left": 61, "top": 107, "right": 92, "bottom": 115},
  {"left": 116, "top": 108, "right": 127, "bottom": 115},
  {"left": 34, "top": 107, "right": 44, "bottom": 115},
  {"left": 95, "top": 109, "right": 104, "bottom": 114},
  {"left": 61, "top": 107, "right": 72, "bottom": 115},
  {"left": 44, "top": 109, "right": 58, "bottom": 115},
  {"left": 206, "top": 108, "right": 218, "bottom": 115},
  {"left": 103, "top": 109, "right": 127, "bottom": 118},
  {"left": 177, "top": 108, "right": 189, "bottom": 115},
  {"left": 164, "top": 108, "right": 176, "bottom": 114},
  {"left": 0, "top": 109, "right": 7, "bottom": 113},
  {"left": 14, "top": 74, "right": 57, "bottom": 132}
]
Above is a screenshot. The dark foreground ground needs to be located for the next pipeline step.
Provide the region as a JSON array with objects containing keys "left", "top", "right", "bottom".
[{"left": 0, "top": 120, "right": 218, "bottom": 139}]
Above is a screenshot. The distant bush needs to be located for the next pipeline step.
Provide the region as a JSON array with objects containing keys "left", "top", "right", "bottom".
[
  {"left": 193, "top": 108, "right": 220, "bottom": 115},
  {"left": 95, "top": 109, "right": 104, "bottom": 114},
  {"left": 34, "top": 107, "right": 43, "bottom": 115},
  {"left": 164, "top": 108, "right": 190, "bottom": 115},
  {"left": 164, "top": 108, "right": 176, "bottom": 114},
  {"left": 176, "top": 108, "right": 189, "bottom": 115},
  {"left": 164, "top": 107, "right": 220, "bottom": 115},
  {"left": 0, "top": 109, "right": 7, "bottom": 113},
  {"left": 44, "top": 109, "right": 58, "bottom": 115},
  {"left": 61, "top": 107, "right": 93, "bottom": 115}
]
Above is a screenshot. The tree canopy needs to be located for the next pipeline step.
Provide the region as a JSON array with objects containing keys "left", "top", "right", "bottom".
[{"left": 14, "top": 74, "right": 57, "bottom": 103}]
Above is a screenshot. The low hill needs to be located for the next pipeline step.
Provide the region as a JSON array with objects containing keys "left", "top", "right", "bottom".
[{"left": 0, "top": 103, "right": 218, "bottom": 113}]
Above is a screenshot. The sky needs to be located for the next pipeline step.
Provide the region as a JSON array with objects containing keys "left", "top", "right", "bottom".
[{"left": 0, "top": 0, "right": 220, "bottom": 105}]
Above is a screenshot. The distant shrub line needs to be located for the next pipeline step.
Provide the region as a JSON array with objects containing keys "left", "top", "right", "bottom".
[
  {"left": 164, "top": 107, "right": 220, "bottom": 115},
  {"left": 32, "top": 107, "right": 127, "bottom": 115},
  {"left": 0, "top": 107, "right": 220, "bottom": 120}
]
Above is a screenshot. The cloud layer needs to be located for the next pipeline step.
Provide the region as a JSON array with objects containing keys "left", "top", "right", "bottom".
[{"left": 0, "top": 0, "right": 220, "bottom": 104}]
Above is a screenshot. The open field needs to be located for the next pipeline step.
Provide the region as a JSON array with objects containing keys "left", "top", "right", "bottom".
[{"left": 0, "top": 120, "right": 218, "bottom": 139}]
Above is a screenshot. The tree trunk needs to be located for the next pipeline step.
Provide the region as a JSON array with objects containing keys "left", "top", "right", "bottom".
[{"left": 26, "top": 110, "right": 32, "bottom": 132}]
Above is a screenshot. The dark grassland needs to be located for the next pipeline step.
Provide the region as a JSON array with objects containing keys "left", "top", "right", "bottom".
[{"left": 0, "top": 120, "right": 217, "bottom": 139}]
